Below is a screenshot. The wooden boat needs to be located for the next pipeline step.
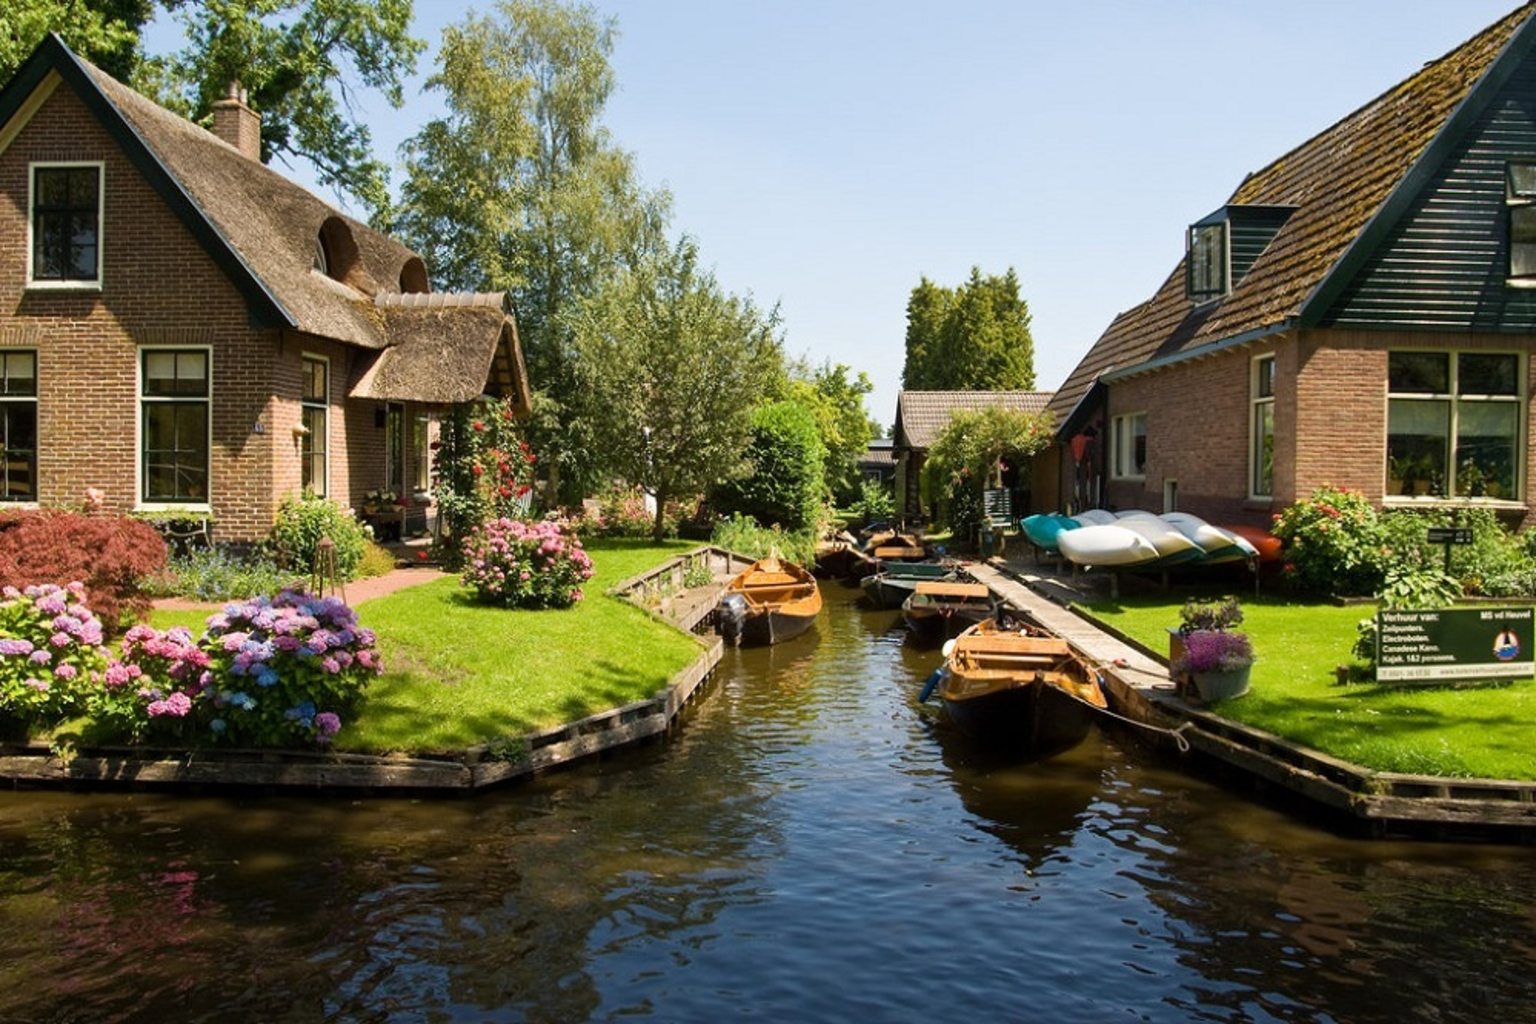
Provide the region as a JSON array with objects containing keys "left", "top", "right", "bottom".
[
  {"left": 860, "top": 560, "right": 956, "bottom": 610},
  {"left": 717, "top": 557, "right": 822, "bottom": 646},
  {"left": 861, "top": 530, "right": 926, "bottom": 560},
  {"left": 902, "top": 580, "right": 996, "bottom": 643},
  {"left": 930, "top": 619, "right": 1107, "bottom": 758}
]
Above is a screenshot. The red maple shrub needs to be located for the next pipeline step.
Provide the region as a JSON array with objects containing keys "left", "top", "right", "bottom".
[{"left": 0, "top": 511, "right": 167, "bottom": 633}]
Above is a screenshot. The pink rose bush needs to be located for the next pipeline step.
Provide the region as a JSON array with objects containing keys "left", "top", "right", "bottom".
[
  {"left": 0, "top": 582, "right": 382, "bottom": 748},
  {"left": 461, "top": 517, "right": 595, "bottom": 609}
]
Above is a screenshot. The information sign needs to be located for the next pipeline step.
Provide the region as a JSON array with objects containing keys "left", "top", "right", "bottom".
[
  {"left": 1425, "top": 527, "right": 1473, "bottom": 545},
  {"left": 1376, "top": 606, "right": 1535, "bottom": 682}
]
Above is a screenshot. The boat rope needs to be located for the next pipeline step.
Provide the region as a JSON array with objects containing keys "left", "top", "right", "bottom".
[{"left": 1087, "top": 673, "right": 1193, "bottom": 753}]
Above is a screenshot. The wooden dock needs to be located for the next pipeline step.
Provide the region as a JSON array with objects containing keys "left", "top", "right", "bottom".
[{"left": 968, "top": 560, "right": 1536, "bottom": 842}]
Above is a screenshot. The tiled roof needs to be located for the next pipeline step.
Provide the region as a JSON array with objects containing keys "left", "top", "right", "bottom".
[
  {"left": 1046, "top": 3, "right": 1536, "bottom": 425},
  {"left": 895, "top": 391, "right": 1054, "bottom": 450}
]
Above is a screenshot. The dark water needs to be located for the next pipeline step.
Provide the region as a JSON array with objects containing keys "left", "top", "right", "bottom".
[{"left": 2, "top": 591, "right": 1535, "bottom": 1023}]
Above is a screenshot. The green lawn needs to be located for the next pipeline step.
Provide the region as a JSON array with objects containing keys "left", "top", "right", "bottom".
[
  {"left": 153, "top": 538, "right": 706, "bottom": 755},
  {"left": 1080, "top": 593, "right": 1536, "bottom": 780}
]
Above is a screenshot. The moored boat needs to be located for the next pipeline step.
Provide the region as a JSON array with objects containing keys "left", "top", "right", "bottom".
[
  {"left": 717, "top": 557, "right": 822, "bottom": 646},
  {"left": 902, "top": 580, "right": 996, "bottom": 644},
  {"left": 860, "top": 559, "right": 956, "bottom": 610},
  {"left": 929, "top": 618, "right": 1107, "bottom": 758}
]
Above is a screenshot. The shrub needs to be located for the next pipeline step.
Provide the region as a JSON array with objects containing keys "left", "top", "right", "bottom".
[
  {"left": 89, "top": 624, "right": 213, "bottom": 744},
  {"left": 709, "top": 512, "right": 817, "bottom": 565},
  {"left": 1271, "top": 485, "right": 1386, "bottom": 596},
  {"left": 0, "top": 582, "right": 109, "bottom": 729},
  {"left": 849, "top": 478, "right": 895, "bottom": 528},
  {"left": 460, "top": 518, "right": 595, "bottom": 609},
  {"left": 268, "top": 495, "right": 369, "bottom": 580},
  {"left": 197, "top": 588, "right": 383, "bottom": 746},
  {"left": 583, "top": 484, "right": 694, "bottom": 539},
  {"left": 1378, "top": 506, "right": 1528, "bottom": 595},
  {"left": 712, "top": 401, "right": 826, "bottom": 532},
  {"left": 432, "top": 400, "right": 537, "bottom": 567},
  {"left": 149, "top": 545, "right": 299, "bottom": 602},
  {"left": 0, "top": 511, "right": 166, "bottom": 632},
  {"left": 1178, "top": 597, "right": 1243, "bottom": 634},
  {"left": 945, "top": 468, "right": 984, "bottom": 542}
]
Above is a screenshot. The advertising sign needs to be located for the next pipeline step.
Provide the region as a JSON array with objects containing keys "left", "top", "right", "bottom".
[{"left": 1376, "top": 607, "right": 1536, "bottom": 682}]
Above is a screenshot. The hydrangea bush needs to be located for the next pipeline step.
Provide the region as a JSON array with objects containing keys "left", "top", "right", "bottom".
[
  {"left": 0, "top": 583, "right": 108, "bottom": 725},
  {"left": 461, "top": 517, "right": 595, "bottom": 609},
  {"left": 0, "top": 582, "right": 382, "bottom": 748}
]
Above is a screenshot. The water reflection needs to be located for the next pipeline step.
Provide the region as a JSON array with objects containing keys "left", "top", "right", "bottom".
[{"left": 1, "top": 597, "right": 1534, "bottom": 1022}]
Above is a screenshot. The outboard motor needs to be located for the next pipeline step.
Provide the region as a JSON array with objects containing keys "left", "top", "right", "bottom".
[{"left": 717, "top": 593, "right": 749, "bottom": 645}]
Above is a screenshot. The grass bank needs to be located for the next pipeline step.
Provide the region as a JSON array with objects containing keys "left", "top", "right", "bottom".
[
  {"left": 1080, "top": 593, "right": 1536, "bottom": 780},
  {"left": 153, "top": 538, "right": 705, "bottom": 755}
]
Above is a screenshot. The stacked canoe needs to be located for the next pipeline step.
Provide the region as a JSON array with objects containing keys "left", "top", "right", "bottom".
[{"left": 1020, "top": 510, "right": 1280, "bottom": 571}]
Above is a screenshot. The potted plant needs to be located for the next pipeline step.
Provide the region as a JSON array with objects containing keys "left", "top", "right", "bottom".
[
  {"left": 1170, "top": 628, "right": 1255, "bottom": 702},
  {"left": 1168, "top": 597, "right": 1244, "bottom": 686}
]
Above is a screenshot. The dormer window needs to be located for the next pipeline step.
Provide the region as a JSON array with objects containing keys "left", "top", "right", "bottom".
[
  {"left": 1187, "top": 220, "right": 1228, "bottom": 304},
  {"left": 1507, "top": 163, "right": 1536, "bottom": 284}
]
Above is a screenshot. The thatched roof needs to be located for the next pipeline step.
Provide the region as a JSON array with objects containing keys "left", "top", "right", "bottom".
[
  {"left": 0, "top": 35, "right": 529, "bottom": 408},
  {"left": 894, "top": 391, "right": 1054, "bottom": 451},
  {"left": 1046, "top": 3, "right": 1536, "bottom": 426},
  {"left": 352, "top": 300, "right": 532, "bottom": 415}
]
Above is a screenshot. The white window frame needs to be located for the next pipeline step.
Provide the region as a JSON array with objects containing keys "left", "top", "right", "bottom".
[
  {"left": 1250, "top": 355, "right": 1276, "bottom": 499},
  {"left": 27, "top": 161, "right": 104, "bottom": 290},
  {"left": 1110, "top": 412, "right": 1147, "bottom": 481},
  {"left": 138, "top": 346, "right": 212, "bottom": 511},
  {"left": 301, "top": 355, "right": 330, "bottom": 498}
]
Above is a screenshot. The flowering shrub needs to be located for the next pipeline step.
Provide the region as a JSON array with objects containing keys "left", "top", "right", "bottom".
[
  {"left": 0, "top": 582, "right": 109, "bottom": 728},
  {"left": 583, "top": 483, "right": 695, "bottom": 538},
  {"left": 198, "top": 588, "right": 382, "bottom": 746},
  {"left": 1171, "top": 629, "right": 1255, "bottom": 675},
  {"left": 268, "top": 495, "right": 369, "bottom": 580},
  {"left": 432, "top": 399, "right": 537, "bottom": 566},
  {"left": 1271, "top": 485, "right": 1387, "bottom": 596},
  {"left": 461, "top": 517, "right": 595, "bottom": 609},
  {"left": 89, "top": 624, "right": 213, "bottom": 742}
]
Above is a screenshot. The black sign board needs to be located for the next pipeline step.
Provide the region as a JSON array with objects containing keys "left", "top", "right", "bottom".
[
  {"left": 1426, "top": 527, "right": 1473, "bottom": 545},
  {"left": 1376, "top": 606, "right": 1535, "bottom": 682}
]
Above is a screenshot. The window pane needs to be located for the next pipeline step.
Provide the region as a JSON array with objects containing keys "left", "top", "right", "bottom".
[
  {"left": 303, "top": 359, "right": 327, "bottom": 402},
  {"left": 1252, "top": 403, "right": 1274, "bottom": 496},
  {"left": 301, "top": 405, "right": 327, "bottom": 496},
  {"left": 1188, "top": 223, "right": 1226, "bottom": 301},
  {"left": 1458, "top": 353, "right": 1518, "bottom": 396},
  {"left": 1387, "top": 398, "right": 1449, "bottom": 495},
  {"left": 0, "top": 404, "right": 36, "bottom": 502},
  {"left": 1510, "top": 164, "right": 1536, "bottom": 198},
  {"left": 1256, "top": 357, "right": 1275, "bottom": 399},
  {"left": 0, "top": 353, "right": 35, "bottom": 397},
  {"left": 1457, "top": 401, "right": 1519, "bottom": 498},
  {"left": 1388, "top": 352, "right": 1449, "bottom": 394},
  {"left": 143, "top": 403, "right": 208, "bottom": 501}
]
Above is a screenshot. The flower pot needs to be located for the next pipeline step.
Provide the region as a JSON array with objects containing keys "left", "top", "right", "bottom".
[
  {"left": 1167, "top": 628, "right": 1192, "bottom": 688},
  {"left": 1192, "top": 665, "right": 1251, "bottom": 702}
]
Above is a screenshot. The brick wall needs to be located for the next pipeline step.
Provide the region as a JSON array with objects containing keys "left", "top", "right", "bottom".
[{"left": 0, "top": 82, "right": 291, "bottom": 542}]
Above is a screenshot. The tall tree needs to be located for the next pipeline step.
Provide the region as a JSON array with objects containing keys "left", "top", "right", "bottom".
[
  {"left": 568, "top": 239, "right": 783, "bottom": 541},
  {"left": 900, "top": 267, "right": 1036, "bottom": 391},
  {"left": 2, "top": 0, "right": 153, "bottom": 82},
  {"left": 156, "top": 0, "right": 424, "bottom": 219},
  {"left": 392, "top": 0, "right": 671, "bottom": 502}
]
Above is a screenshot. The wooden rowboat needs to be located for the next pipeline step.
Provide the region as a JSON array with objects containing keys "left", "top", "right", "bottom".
[
  {"left": 901, "top": 580, "right": 996, "bottom": 644},
  {"left": 717, "top": 557, "right": 822, "bottom": 646},
  {"left": 859, "top": 559, "right": 956, "bottom": 610},
  {"left": 931, "top": 619, "right": 1107, "bottom": 759}
]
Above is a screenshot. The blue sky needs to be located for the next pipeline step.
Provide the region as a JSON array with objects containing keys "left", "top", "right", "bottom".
[{"left": 157, "top": 2, "right": 1523, "bottom": 429}]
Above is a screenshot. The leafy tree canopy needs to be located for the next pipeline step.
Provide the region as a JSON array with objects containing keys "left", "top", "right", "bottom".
[
  {"left": 713, "top": 401, "right": 826, "bottom": 534},
  {"left": 392, "top": 0, "right": 671, "bottom": 503},
  {"left": 922, "top": 405, "right": 1054, "bottom": 502},
  {"left": 1, "top": 0, "right": 152, "bottom": 82},
  {"left": 568, "top": 238, "right": 783, "bottom": 539},
  {"left": 780, "top": 358, "right": 878, "bottom": 507},
  {"left": 901, "top": 266, "right": 1036, "bottom": 392}
]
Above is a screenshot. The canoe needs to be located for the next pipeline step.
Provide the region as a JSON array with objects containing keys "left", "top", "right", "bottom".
[
  {"left": 717, "top": 557, "right": 822, "bottom": 646},
  {"left": 1114, "top": 516, "right": 1204, "bottom": 564},
  {"left": 902, "top": 580, "right": 997, "bottom": 644},
  {"left": 1056, "top": 523, "right": 1160, "bottom": 568},
  {"left": 860, "top": 561, "right": 957, "bottom": 610},
  {"left": 1070, "top": 508, "right": 1119, "bottom": 527},
  {"left": 1222, "top": 524, "right": 1283, "bottom": 563},
  {"left": 932, "top": 619, "right": 1107, "bottom": 758},
  {"left": 1160, "top": 513, "right": 1259, "bottom": 564},
  {"left": 1019, "top": 513, "right": 1081, "bottom": 554}
]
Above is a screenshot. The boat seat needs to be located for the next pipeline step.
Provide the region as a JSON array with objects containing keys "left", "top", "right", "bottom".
[
  {"left": 957, "top": 635, "right": 1072, "bottom": 656},
  {"left": 915, "top": 582, "right": 991, "bottom": 598}
]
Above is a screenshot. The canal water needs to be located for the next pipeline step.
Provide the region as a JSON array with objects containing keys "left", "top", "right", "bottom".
[{"left": 2, "top": 590, "right": 1535, "bottom": 1023}]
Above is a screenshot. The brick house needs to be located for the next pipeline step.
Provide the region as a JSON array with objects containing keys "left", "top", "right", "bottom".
[
  {"left": 0, "top": 35, "right": 531, "bottom": 543},
  {"left": 1047, "top": 3, "right": 1536, "bottom": 531}
]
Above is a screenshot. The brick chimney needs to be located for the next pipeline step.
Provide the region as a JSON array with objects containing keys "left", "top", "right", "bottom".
[{"left": 211, "top": 82, "right": 262, "bottom": 162}]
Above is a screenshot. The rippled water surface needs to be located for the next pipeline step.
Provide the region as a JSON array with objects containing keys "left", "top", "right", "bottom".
[{"left": 3, "top": 590, "right": 1535, "bottom": 1023}]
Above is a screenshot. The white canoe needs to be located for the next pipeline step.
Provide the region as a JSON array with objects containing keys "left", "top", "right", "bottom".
[
  {"left": 1056, "top": 524, "right": 1160, "bottom": 567},
  {"left": 1071, "top": 508, "right": 1119, "bottom": 527},
  {"left": 1115, "top": 517, "right": 1204, "bottom": 563},
  {"left": 1160, "top": 512, "right": 1260, "bottom": 564}
]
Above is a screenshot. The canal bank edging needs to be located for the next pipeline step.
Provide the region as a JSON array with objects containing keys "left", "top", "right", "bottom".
[
  {"left": 0, "top": 549, "right": 741, "bottom": 795},
  {"left": 969, "top": 560, "right": 1536, "bottom": 842}
]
